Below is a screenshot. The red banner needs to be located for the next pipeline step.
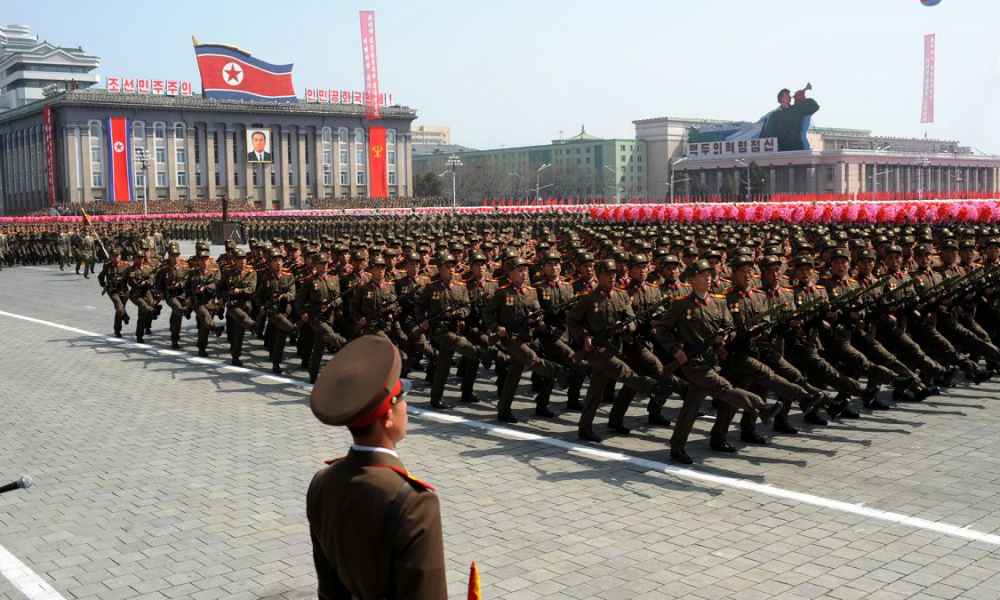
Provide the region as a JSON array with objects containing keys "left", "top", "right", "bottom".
[
  {"left": 105, "top": 117, "right": 134, "bottom": 203},
  {"left": 922, "top": 34, "right": 935, "bottom": 124},
  {"left": 368, "top": 126, "right": 388, "bottom": 198},
  {"left": 360, "top": 11, "right": 381, "bottom": 120},
  {"left": 43, "top": 106, "right": 58, "bottom": 207}
]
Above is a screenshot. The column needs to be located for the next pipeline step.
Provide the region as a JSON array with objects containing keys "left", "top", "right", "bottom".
[
  {"left": 769, "top": 168, "right": 777, "bottom": 194},
  {"left": 399, "top": 134, "right": 409, "bottom": 196},
  {"left": 279, "top": 128, "right": 292, "bottom": 209},
  {"left": 806, "top": 165, "right": 817, "bottom": 194},
  {"left": 348, "top": 129, "right": 359, "bottom": 197},
  {"left": 787, "top": 167, "right": 795, "bottom": 194},
  {"left": 81, "top": 126, "right": 94, "bottom": 203},
  {"left": 64, "top": 126, "right": 80, "bottom": 203},
  {"left": 330, "top": 130, "right": 341, "bottom": 198},
  {"left": 186, "top": 126, "right": 197, "bottom": 199},
  {"left": 225, "top": 127, "right": 237, "bottom": 200},
  {"left": 314, "top": 128, "right": 327, "bottom": 200},
  {"left": 297, "top": 127, "right": 308, "bottom": 207},
  {"left": 165, "top": 125, "right": 178, "bottom": 201},
  {"left": 205, "top": 124, "right": 217, "bottom": 200}
]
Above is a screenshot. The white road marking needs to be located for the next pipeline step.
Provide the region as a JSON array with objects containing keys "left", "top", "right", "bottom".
[
  {"left": 2, "top": 309, "right": 1000, "bottom": 550},
  {"left": 0, "top": 544, "right": 66, "bottom": 600}
]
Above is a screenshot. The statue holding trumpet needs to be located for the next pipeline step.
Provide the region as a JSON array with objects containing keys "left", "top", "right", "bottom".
[{"left": 761, "top": 83, "right": 819, "bottom": 151}]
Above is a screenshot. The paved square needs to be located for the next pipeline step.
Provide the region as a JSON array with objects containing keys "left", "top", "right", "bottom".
[{"left": 3, "top": 246, "right": 1000, "bottom": 599}]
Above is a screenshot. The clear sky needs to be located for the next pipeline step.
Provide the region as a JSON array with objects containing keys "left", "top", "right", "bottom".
[{"left": 7, "top": 0, "right": 998, "bottom": 152}]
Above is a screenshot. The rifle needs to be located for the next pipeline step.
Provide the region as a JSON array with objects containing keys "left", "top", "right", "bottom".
[
  {"left": 571, "top": 294, "right": 672, "bottom": 362},
  {"left": 662, "top": 324, "right": 738, "bottom": 376},
  {"left": 426, "top": 300, "right": 470, "bottom": 331},
  {"left": 496, "top": 292, "right": 587, "bottom": 345}
]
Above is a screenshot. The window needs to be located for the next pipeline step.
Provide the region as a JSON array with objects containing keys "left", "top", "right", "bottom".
[
  {"left": 155, "top": 147, "right": 166, "bottom": 163},
  {"left": 132, "top": 121, "right": 145, "bottom": 147},
  {"left": 174, "top": 124, "right": 187, "bottom": 165},
  {"left": 177, "top": 171, "right": 187, "bottom": 186},
  {"left": 388, "top": 171, "right": 397, "bottom": 185},
  {"left": 621, "top": 155, "right": 625, "bottom": 162},
  {"left": 324, "top": 171, "right": 333, "bottom": 185},
  {"left": 156, "top": 171, "right": 167, "bottom": 187},
  {"left": 340, "top": 170, "right": 348, "bottom": 185},
  {"left": 356, "top": 170, "right": 365, "bottom": 185},
  {"left": 153, "top": 123, "right": 165, "bottom": 140},
  {"left": 88, "top": 120, "right": 102, "bottom": 186},
  {"left": 826, "top": 166, "right": 835, "bottom": 182},
  {"left": 354, "top": 128, "right": 365, "bottom": 167},
  {"left": 621, "top": 145, "right": 625, "bottom": 151},
  {"left": 387, "top": 129, "right": 396, "bottom": 167},
  {"left": 338, "top": 128, "right": 348, "bottom": 166},
  {"left": 620, "top": 166, "right": 625, "bottom": 173}
]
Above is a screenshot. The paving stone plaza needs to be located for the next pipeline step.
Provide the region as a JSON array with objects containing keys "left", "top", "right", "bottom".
[{"left": 4, "top": 242, "right": 1000, "bottom": 600}]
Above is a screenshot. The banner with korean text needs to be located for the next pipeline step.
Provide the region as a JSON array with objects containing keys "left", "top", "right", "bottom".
[
  {"left": 43, "top": 106, "right": 58, "bottom": 206},
  {"left": 922, "top": 34, "right": 935, "bottom": 124},
  {"left": 360, "top": 11, "right": 381, "bottom": 120}
]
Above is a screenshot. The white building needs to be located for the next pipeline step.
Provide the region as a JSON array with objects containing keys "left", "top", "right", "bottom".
[{"left": 0, "top": 24, "right": 100, "bottom": 111}]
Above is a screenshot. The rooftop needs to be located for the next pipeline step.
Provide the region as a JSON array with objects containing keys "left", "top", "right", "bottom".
[{"left": 0, "top": 89, "right": 418, "bottom": 124}]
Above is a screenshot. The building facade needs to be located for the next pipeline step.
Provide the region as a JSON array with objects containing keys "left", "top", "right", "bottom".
[
  {"left": 412, "top": 128, "right": 647, "bottom": 201},
  {"left": 411, "top": 124, "right": 450, "bottom": 146},
  {"left": 0, "top": 24, "right": 100, "bottom": 111},
  {"left": 0, "top": 90, "right": 417, "bottom": 214},
  {"left": 635, "top": 116, "right": 1000, "bottom": 200}
]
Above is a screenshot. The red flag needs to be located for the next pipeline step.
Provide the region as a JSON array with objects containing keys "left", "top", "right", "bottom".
[
  {"left": 193, "top": 43, "right": 296, "bottom": 102},
  {"left": 105, "top": 117, "right": 134, "bottom": 203},
  {"left": 368, "top": 126, "right": 388, "bottom": 198}
]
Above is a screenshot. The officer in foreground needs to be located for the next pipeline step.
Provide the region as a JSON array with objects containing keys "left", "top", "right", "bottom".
[{"left": 307, "top": 336, "right": 447, "bottom": 599}]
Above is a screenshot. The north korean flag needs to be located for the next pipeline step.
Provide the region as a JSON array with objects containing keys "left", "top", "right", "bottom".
[
  {"left": 194, "top": 43, "right": 296, "bottom": 102},
  {"left": 105, "top": 117, "right": 134, "bottom": 203}
]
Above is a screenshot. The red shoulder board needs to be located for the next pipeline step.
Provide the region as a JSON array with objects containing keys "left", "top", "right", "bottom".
[
  {"left": 384, "top": 465, "right": 436, "bottom": 492},
  {"left": 323, "top": 456, "right": 345, "bottom": 465}
]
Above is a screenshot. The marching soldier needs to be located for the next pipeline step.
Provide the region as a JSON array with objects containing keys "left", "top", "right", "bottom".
[
  {"left": 255, "top": 248, "right": 297, "bottom": 374},
  {"left": 415, "top": 254, "right": 495, "bottom": 410},
  {"left": 566, "top": 259, "right": 672, "bottom": 443},
  {"left": 155, "top": 243, "right": 190, "bottom": 349},
  {"left": 306, "top": 253, "right": 348, "bottom": 384},
  {"left": 484, "top": 257, "right": 567, "bottom": 423},
  {"left": 97, "top": 248, "right": 131, "bottom": 337},
  {"left": 186, "top": 249, "right": 224, "bottom": 357},
  {"left": 221, "top": 248, "right": 258, "bottom": 366},
  {"left": 655, "top": 260, "right": 782, "bottom": 463},
  {"left": 125, "top": 247, "right": 157, "bottom": 343}
]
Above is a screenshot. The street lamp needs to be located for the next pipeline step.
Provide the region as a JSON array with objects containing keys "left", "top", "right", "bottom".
[
  {"left": 918, "top": 155, "right": 930, "bottom": 201},
  {"left": 603, "top": 165, "right": 617, "bottom": 204},
  {"left": 669, "top": 157, "right": 688, "bottom": 204},
  {"left": 872, "top": 144, "right": 891, "bottom": 198},
  {"left": 134, "top": 148, "right": 151, "bottom": 215},
  {"left": 735, "top": 159, "right": 751, "bottom": 201},
  {"left": 536, "top": 163, "right": 551, "bottom": 204},
  {"left": 445, "top": 154, "right": 463, "bottom": 208}
]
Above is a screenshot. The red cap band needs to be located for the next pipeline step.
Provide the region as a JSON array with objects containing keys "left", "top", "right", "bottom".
[{"left": 347, "top": 379, "right": 403, "bottom": 428}]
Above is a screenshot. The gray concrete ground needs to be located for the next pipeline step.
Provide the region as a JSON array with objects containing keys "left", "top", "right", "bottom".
[{"left": 3, "top": 243, "right": 1000, "bottom": 599}]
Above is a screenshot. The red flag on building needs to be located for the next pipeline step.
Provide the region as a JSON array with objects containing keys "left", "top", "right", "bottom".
[
  {"left": 368, "top": 126, "right": 388, "bottom": 198},
  {"left": 105, "top": 117, "right": 134, "bottom": 203}
]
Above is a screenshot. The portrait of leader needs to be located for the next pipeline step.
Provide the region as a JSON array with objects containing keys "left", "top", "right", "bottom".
[{"left": 246, "top": 129, "right": 273, "bottom": 163}]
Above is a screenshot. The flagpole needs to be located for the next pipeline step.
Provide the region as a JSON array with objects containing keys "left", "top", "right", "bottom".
[{"left": 81, "top": 209, "right": 109, "bottom": 260}]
